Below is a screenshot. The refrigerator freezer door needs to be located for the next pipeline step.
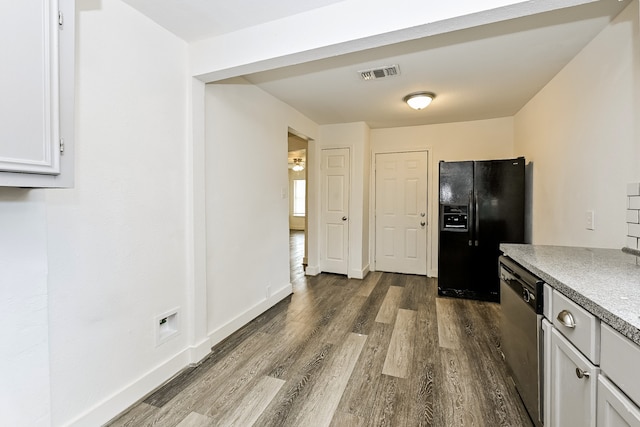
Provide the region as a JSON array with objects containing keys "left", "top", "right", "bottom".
[
  {"left": 438, "top": 161, "right": 474, "bottom": 298},
  {"left": 438, "top": 227, "right": 475, "bottom": 296},
  {"left": 439, "top": 161, "right": 473, "bottom": 204}
]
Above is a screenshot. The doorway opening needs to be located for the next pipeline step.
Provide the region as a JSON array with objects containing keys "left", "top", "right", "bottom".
[{"left": 288, "top": 132, "right": 308, "bottom": 284}]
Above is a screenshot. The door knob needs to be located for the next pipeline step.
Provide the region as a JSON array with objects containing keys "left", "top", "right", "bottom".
[
  {"left": 420, "top": 221, "right": 426, "bottom": 227},
  {"left": 420, "top": 212, "right": 426, "bottom": 217},
  {"left": 575, "top": 368, "right": 590, "bottom": 379},
  {"left": 342, "top": 216, "right": 347, "bottom": 221}
]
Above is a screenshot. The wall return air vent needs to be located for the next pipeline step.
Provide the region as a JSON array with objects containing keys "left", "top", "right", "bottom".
[{"left": 358, "top": 64, "right": 400, "bottom": 81}]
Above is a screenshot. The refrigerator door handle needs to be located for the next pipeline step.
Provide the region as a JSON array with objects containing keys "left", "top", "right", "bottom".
[
  {"left": 468, "top": 191, "right": 474, "bottom": 246},
  {"left": 474, "top": 190, "right": 479, "bottom": 246}
]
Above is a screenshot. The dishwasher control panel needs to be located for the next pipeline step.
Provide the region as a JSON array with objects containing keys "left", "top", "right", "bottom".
[{"left": 499, "top": 255, "right": 544, "bottom": 314}]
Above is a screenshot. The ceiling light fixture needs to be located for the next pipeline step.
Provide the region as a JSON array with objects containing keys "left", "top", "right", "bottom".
[
  {"left": 403, "top": 92, "right": 436, "bottom": 110},
  {"left": 292, "top": 158, "right": 304, "bottom": 172}
]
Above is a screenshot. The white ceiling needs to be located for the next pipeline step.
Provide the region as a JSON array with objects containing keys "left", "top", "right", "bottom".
[
  {"left": 121, "top": 0, "right": 345, "bottom": 42},
  {"left": 122, "top": 0, "right": 630, "bottom": 129}
]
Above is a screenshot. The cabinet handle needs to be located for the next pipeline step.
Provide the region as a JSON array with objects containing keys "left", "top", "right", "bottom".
[
  {"left": 556, "top": 310, "right": 576, "bottom": 329},
  {"left": 575, "top": 368, "right": 590, "bottom": 379}
]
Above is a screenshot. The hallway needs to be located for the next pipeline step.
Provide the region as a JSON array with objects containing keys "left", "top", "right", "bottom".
[{"left": 289, "top": 229, "right": 305, "bottom": 285}]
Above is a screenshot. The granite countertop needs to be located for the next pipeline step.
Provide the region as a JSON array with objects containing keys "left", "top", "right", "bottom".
[{"left": 500, "top": 244, "right": 640, "bottom": 346}]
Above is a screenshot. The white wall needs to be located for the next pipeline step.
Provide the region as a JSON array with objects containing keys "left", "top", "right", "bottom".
[
  {"left": 514, "top": 0, "right": 640, "bottom": 248},
  {"left": 45, "top": 1, "right": 191, "bottom": 425},
  {"left": 0, "top": 189, "right": 50, "bottom": 426},
  {"left": 315, "top": 122, "right": 371, "bottom": 278},
  {"left": 371, "top": 117, "right": 515, "bottom": 276},
  {"left": 204, "top": 79, "right": 317, "bottom": 342}
]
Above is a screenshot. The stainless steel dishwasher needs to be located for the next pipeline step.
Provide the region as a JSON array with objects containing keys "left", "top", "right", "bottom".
[{"left": 499, "top": 255, "right": 545, "bottom": 427}]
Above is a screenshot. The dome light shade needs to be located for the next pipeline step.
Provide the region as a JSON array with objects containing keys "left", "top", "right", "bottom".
[
  {"left": 292, "top": 158, "right": 304, "bottom": 172},
  {"left": 403, "top": 92, "right": 435, "bottom": 110}
]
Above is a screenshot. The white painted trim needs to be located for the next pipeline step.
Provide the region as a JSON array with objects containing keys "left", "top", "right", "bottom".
[
  {"left": 186, "top": 77, "right": 209, "bottom": 360},
  {"left": 305, "top": 265, "right": 320, "bottom": 276},
  {"left": 348, "top": 264, "right": 370, "bottom": 279},
  {"left": 207, "top": 283, "right": 293, "bottom": 347},
  {"left": 66, "top": 347, "right": 192, "bottom": 427},
  {"left": 187, "top": 337, "right": 214, "bottom": 364}
]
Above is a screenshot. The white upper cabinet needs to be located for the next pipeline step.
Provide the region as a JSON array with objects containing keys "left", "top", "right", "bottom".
[{"left": 0, "top": 0, "right": 74, "bottom": 187}]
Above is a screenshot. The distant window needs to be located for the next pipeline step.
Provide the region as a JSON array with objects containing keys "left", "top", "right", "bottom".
[{"left": 293, "top": 179, "right": 306, "bottom": 217}]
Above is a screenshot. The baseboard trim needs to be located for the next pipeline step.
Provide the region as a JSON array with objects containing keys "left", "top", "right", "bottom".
[
  {"left": 66, "top": 347, "right": 192, "bottom": 427},
  {"left": 348, "top": 264, "right": 370, "bottom": 279},
  {"left": 207, "top": 283, "right": 293, "bottom": 347},
  {"left": 305, "top": 265, "right": 320, "bottom": 276},
  {"left": 187, "top": 337, "right": 214, "bottom": 365},
  {"left": 429, "top": 268, "right": 438, "bottom": 278},
  {"left": 68, "top": 283, "right": 294, "bottom": 426}
]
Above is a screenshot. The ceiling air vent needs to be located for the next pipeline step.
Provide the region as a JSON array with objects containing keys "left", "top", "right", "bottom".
[{"left": 358, "top": 65, "right": 400, "bottom": 81}]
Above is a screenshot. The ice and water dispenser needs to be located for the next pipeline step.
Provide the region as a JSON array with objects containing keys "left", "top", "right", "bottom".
[{"left": 440, "top": 205, "right": 468, "bottom": 231}]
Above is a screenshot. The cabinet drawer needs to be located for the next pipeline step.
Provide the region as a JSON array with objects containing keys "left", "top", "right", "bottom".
[
  {"left": 552, "top": 290, "right": 600, "bottom": 364},
  {"left": 601, "top": 323, "right": 640, "bottom": 408}
]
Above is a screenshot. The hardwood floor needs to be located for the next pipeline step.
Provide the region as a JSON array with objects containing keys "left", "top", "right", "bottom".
[
  {"left": 107, "top": 234, "right": 533, "bottom": 427},
  {"left": 289, "top": 229, "right": 306, "bottom": 285}
]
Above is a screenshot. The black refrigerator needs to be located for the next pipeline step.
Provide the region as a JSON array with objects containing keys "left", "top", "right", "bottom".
[{"left": 438, "top": 157, "right": 525, "bottom": 302}]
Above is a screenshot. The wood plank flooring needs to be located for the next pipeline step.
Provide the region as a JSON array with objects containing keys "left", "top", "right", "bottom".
[{"left": 107, "top": 233, "right": 533, "bottom": 427}]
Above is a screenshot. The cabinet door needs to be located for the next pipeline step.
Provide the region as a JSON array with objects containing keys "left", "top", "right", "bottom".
[
  {"left": 550, "top": 328, "right": 599, "bottom": 427},
  {"left": 0, "top": 0, "right": 74, "bottom": 187},
  {"left": 597, "top": 376, "right": 640, "bottom": 427}
]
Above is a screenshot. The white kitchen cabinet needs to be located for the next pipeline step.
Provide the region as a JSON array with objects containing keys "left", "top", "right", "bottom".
[
  {"left": 597, "top": 375, "right": 640, "bottom": 427},
  {"left": 550, "top": 327, "right": 599, "bottom": 427},
  {"left": 542, "top": 318, "right": 552, "bottom": 427},
  {"left": 0, "top": 0, "right": 75, "bottom": 187},
  {"left": 601, "top": 324, "right": 640, "bottom": 408},
  {"left": 598, "top": 324, "right": 640, "bottom": 427}
]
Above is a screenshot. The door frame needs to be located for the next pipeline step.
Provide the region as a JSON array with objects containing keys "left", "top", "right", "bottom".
[{"left": 370, "top": 148, "right": 432, "bottom": 276}]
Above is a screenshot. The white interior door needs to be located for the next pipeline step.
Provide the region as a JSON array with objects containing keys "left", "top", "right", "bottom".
[
  {"left": 320, "top": 148, "right": 350, "bottom": 275},
  {"left": 375, "top": 151, "right": 428, "bottom": 275}
]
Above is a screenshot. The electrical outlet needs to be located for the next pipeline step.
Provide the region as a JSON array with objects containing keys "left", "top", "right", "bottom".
[
  {"left": 586, "top": 210, "right": 595, "bottom": 230},
  {"left": 156, "top": 308, "right": 179, "bottom": 346}
]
